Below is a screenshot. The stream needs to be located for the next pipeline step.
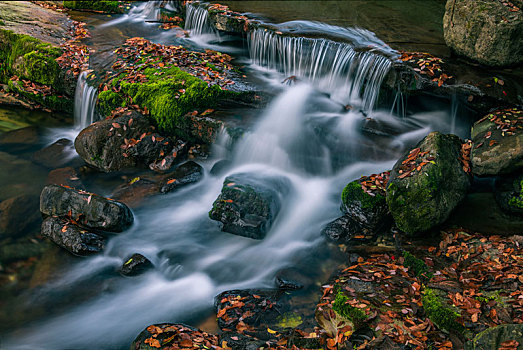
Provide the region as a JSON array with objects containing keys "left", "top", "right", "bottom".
[{"left": 1, "top": 1, "right": 471, "bottom": 349}]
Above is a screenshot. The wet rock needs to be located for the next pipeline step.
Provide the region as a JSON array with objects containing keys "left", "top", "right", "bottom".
[
  {"left": 40, "top": 184, "right": 133, "bottom": 232},
  {"left": 219, "top": 332, "right": 266, "bottom": 350},
  {"left": 0, "top": 126, "right": 41, "bottom": 152},
  {"left": 0, "top": 194, "right": 40, "bottom": 237},
  {"left": 0, "top": 239, "right": 48, "bottom": 263},
  {"left": 341, "top": 172, "right": 391, "bottom": 231},
  {"left": 74, "top": 111, "right": 186, "bottom": 172},
  {"left": 119, "top": 253, "right": 153, "bottom": 276},
  {"left": 31, "top": 138, "right": 82, "bottom": 169},
  {"left": 210, "top": 159, "right": 232, "bottom": 176},
  {"left": 275, "top": 271, "right": 304, "bottom": 291},
  {"left": 148, "top": 139, "right": 188, "bottom": 173},
  {"left": 112, "top": 176, "right": 160, "bottom": 208},
  {"left": 443, "top": 0, "right": 523, "bottom": 67},
  {"left": 46, "top": 167, "right": 85, "bottom": 190},
  {"left": 41, "top": 216, "right": 105, "bottom": 256},
  {"left": 471, "top": 108, "right": 523, "bottom": 176},
  {"left": 214, "top": 289, "right": 282, "bottom": 336},
  {"left": 0, "top": 151, "right": 48, "bottom": 201},
  {"left": 321, "top": 216, "right": 362, "bottom": 243},
  {"left": 209, "top": 173, "right": 290, "bottom": 239},
  {"left": 160, "top": 161, "right": 204, "bottom": 194},
  {"left": 386, "top": 132, "right": 470, "bottom": 234},
  {"left": 495, "top": 173, "right": 523, "bottom": 216},
  {"left": 131, "top": 323, "right": 218, "bottom": 350},
  {"left": 465, "top": 324, "right": 523, "bottom": 350}
]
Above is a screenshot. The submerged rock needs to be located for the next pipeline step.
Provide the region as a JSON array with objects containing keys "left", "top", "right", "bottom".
[
  {"left": 40, "top": 184, "right": 133, "bottom": 232},
  {"left": 471, "top": 108, "right": 523, "bottom": 176},
  {"left": 0, "top": 194, "right": 40, "bottom": 237},
  {"left": 386, "top": 132, "right": 470, "bottom": 234},
  {"left": 74, "top": 111, "right": 186, "bottom": 172},
  {"left": 119, "top": 253, "right": 154, "bottom": 276},
  {"left": 46, "top": 167, "right": 85, "bottom": 190},
  {"left": 41, "top": 216, "right": 104, "bottom": 256},
  {"left": 209, "top": 173, "right": 290, "bottom": 239},
  {"left": 160, "top": 161, "right": 204, "bottom": 194},
  {"left": 131, "top": 323, "right": 218, "bottom": 350},
  {"left": 32, "top": 138, "right": 81, "bottom": 169},
  {"left": 443, "top": 0, "right": 523, "bottom": 67},
  {"left": 466, "top": 324, "right": 523, "bottom": 350}
]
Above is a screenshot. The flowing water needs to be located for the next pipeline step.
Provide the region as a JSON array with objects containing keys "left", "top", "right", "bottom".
[{"left": 1, "top": 2, "right": 470, "bottom": 349}]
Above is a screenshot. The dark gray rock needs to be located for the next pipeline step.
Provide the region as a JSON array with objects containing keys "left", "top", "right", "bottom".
[
  {"left": 119, "top": 253, "right": 153, "bottom": 276},
  {"left": 495, "top": 173, "right": 523, "bottom": 216},
  {"left": 160, "top": 161, "right": 204, "bottom": 194},
  {"left": 40, "top": 184, "right": 133, "bottom": 232},
  {"left": 32, "top": 138, "right": 82, "bottom": 169},
  {"left": 321, "top": 215, "right": 362, "bottom": 243},
  {"left": 443, "top": 0, "right": 523, "bottom": 67},
  {"left": 0, "top": 239, "right": 48, "bottom": 263},
  {"left": 471, "top": 109, "right": 523, "bottom": 176},
  {"left": 41, "top": 216, "right": 104, "bottom": 256},
  {"left": 386, "top": 132, "right": 470, "bottom": 234},
  {"left": 465, "top": 324, "right": 523, "bottom": 350},
  {"left": 209, "top": 173, "right": 290, "bottom": 239},
  {"left": 210, "top": 159, "right": 232, "bottom": 176},
  {"left": 0, "top": 194, "right": 40, "bottom": 237},
  {"left": 74, "top": 111, "right": 185, "bottom": 172}
]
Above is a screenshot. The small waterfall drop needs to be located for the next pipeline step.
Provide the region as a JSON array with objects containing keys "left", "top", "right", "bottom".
[
  {"left": 248, "top": 29, "right": 391, "bottom": 111},
  {"left": 184, "top": 2, "right": 216, "bottom": 35},
  {"left": 74, "top": 71, "right": 98, "bottom": 129}
]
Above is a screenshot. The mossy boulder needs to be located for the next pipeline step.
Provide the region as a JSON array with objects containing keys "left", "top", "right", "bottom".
[
  {"left": 41, "top": 216, "right": 105, "bottom": 256},
  {"left": 40, "top": 184, "right": 133, "bottom": 233},
  {"left": 471, "top": 108, "right": 523, "bottom": 176},
  {"left": 386, "top": 132, "right": 470, "bottom": 234},
  {"left": 74, "top": 110, "right": 187, "bottom": 172},
  {"left": 209, "top": 173, "right": 291, "bottom": 239},
  {"left": 341, "top": 172, "right": 391, "bottom": 231},
  {"left": 443, "top": 0, "right": 523, "bottom": 66},
  {"left": 422, "top": 288, "right": 464, "bottom": 334},
  {"left": 465, "top": 324, "right": 523, "bottom": 350},
  {"left": 63, "top": 1, "right": 122, "bottom": 13}
]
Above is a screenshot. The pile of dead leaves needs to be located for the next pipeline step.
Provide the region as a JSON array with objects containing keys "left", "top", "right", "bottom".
[
  {"left": 106, "top": 37, "right": 237, "bottom": 90},
  {"left": 498, "top": 0, "right": 521, "bottom": 12},
  {"left": 138, "top": 324, "right": 219, "bottom": 349},
  {"left": 398, "top": 147, "right": 435, "bottom": 179},
  {"left": 358, "top": 171, "right": 390, "bottom": 197},
  {"left": 399, "top": 51, "right": 453, "bottom": 87},
  {"left": 56, "top": 20, "right": 90, "bottom": 78},
  {"left": 315, "top": 229, "right": 523, "bottom": 349},
  {"left": 31, "top": 1, "right": 65, "bottom": 12},
  {"left": 476, "top": 108, "right": 523, "bottom": 137},
  {"left": 460, "top": 140, "right": 472, "bottom": 173}
]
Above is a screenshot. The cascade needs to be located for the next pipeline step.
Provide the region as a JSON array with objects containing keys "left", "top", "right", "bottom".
[
  {"left": 74, "top": 71, "right": 98, "bottom": 129},
  {"left": 248, "top": 28, "right": 391, "bottom": 111},
  {"left": 184, "top": 2, "right": 216, "bottom": 35}
]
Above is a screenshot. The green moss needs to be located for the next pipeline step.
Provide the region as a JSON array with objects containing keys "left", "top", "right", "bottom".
[
  {"left": 0, "top": 20, "right": 5, "bottom": 26},
  {"left": 8, "top": 79, "right": 72, "bottom": 113},
  {"left": 98, "top": 90, "right": 125, "bottom": 116},
  {"left": 276, "top": 313, "right": 303, "bottom": 329},
  {"left": 63, "top": 1, "right": 121, "bottom": 13},
  {"left": 508, "top": 178, "right": 523, "bottom": 209},
  {"left": 475, "top": 290, "right": 505, "bottom": 306},
  {"left": 17, "top": 51, "right": 61, "bottom": 87},
  {"left": 422, "top": 288, "right": 464, "bottom": 334},
  {"left": 403, "top": 251, "right": 433, "bottom": 282},
  {"left": 342, "top": 180, "right": 385, "bottom": 211},
  {"left": 332, "top": 291, "right": 366, "bottom": 326},
  {"left": 118, "top": 66, "right": 231, "bottom": 142}
]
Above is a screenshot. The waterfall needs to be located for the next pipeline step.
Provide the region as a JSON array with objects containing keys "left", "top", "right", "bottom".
[
  {"left": 248, "top": 29, "right": 391, "bottom": 111},
  {"left": 184, "top": 2, "right": 216, "bottom": 35},
  {"left": 74, "top": 71, "right": 98, "bottom": 129}
]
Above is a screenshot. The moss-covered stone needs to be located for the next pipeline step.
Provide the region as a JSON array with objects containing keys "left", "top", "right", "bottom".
[
  {"left": 386, "top": 132, "right": 470, "bottom": 234},
  {"left": 342, "top": 181, "right": 384, "bottom": 211},
  {"left": 97, "top": 90, "right": 125, "bottom": 116},
  {"left": 422, "top": 288, "right": 464, "bottom": 334},
  {"left": 332, "top": 291, "right": 367, "bottom": 326},
  {"left": 403, "top": 251, "right": 433, "bottom": 282},
  {"left": 508, "top": 177, "right": 523, "bottom": 209},
  {"left": 63, "top": 1, "right": 121, "bottom": 13}
]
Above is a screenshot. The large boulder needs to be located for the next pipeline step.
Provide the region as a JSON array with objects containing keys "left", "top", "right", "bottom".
[
  {"left": 41, "top": 216, "right": 105, "bottom": 256},
  {"left": 471, "top": 108, "right": 523, "bottom": 176},
  {"left": 443, "top": 0, "right": 523, "bottom": 66},
  {"left": 0, "top": 194, "right": 40, "bottom": 237},
  {"left": 209, "top": 173, "right": 290, "bottom": 239},
  {"left": 341, "top": 171, "right": 391, "bottom": 231},
  {"left": 386, "top": 132, "right": 470, "bottom": 234},
  {"left": 74, "top": 111, "right": 187, "bottom": 172},
  {"left": 40, "top": 184, "right": 133, "bottom": 232},
  {"left": 466, "top": 324, "right": 523, "bottom": 350}
]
